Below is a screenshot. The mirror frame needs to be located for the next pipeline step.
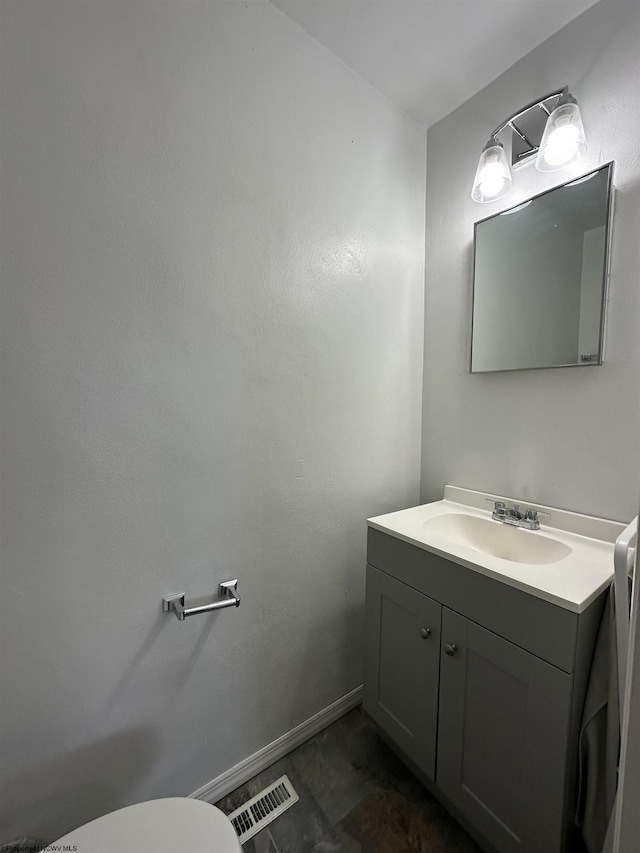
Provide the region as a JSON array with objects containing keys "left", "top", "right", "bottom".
[{"left": 469, "top": 161, "right": 615, "bottom": 374}]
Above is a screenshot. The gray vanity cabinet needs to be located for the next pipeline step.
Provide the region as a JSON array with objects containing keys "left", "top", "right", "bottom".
[
  {"left": 437, "top": 607, "right": 573, "bottom": 853},
  {"left": 364, "top": 527, "right": 604, "bottom": 853},
  {"left": 364, "top": 565, "right": 442, "bottom": 780}
]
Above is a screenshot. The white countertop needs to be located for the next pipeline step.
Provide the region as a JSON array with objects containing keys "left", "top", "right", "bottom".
[{"left": 368, "top": 486, "right": 629, "bottom": 613}]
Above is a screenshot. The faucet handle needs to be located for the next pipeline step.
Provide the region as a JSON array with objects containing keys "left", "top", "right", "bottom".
[
  {"left": 485, "top": 499, "right": 508, "bottom": 520},
  {"left": 522, "top": 507, "right": 551, "bottom": 530},
  {"left": 524, "top": 507, "right": 550, "bottom": 520}
]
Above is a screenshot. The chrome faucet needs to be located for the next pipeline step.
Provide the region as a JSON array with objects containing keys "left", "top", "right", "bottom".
[
  {"left": 510, "top": 504, "right": 524, "bottom": 521},
  {"left": 488, "top": 500, "right": 547, "bottom": 530}
]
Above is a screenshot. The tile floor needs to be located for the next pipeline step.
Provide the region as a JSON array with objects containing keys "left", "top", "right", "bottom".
[{"left": 215, "top": 707, "right": 483, "bottom": 853}]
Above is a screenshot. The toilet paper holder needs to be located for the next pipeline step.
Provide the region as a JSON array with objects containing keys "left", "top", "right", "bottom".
[{"left": 162, "top": 579, "right": 240, "bottom": 621}]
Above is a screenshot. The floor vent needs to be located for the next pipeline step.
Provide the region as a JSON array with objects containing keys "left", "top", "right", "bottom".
[{"left": 226, "top": 775, "right": 298, "bottom": 844}]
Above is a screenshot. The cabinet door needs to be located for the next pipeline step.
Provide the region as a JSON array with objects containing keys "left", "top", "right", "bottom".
[
  {"left": 437, "top": 608, "right": 573, "bottom": 853},
  {"left": 364, "top": 565, "right": 442, "bottom": 780}
]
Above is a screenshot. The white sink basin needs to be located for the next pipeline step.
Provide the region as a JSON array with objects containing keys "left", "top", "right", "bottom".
[
  {"left": 422, "top": 512, "right": 572, "bottom": 565},
  {"left": 368, "top": 486, "right": 625, "bottom": 612}
]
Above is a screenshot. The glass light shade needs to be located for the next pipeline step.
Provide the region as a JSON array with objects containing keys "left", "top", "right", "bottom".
[
  {"left": 471, "top": 141, "right": 512, "bottom": 203},
  {"left": 535, "top": 100, "right": 586, "bottom": 172}
]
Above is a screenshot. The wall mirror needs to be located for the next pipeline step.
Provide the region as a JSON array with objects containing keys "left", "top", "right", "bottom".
[{"left": 470, "top": 162, "right": 614, "bottom": 373}]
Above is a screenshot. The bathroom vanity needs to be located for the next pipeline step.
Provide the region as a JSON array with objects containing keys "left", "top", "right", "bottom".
[{"left": 364, "top": 487, "right": 624, "bottom": 853}]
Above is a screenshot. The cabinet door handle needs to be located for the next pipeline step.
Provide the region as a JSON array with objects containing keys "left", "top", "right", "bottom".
[
  {"left": 419, "top": 627, "right": 431, "bottom": 639},
  {"left": 444, "top": 643, "right": 457, "bottom": 657}
]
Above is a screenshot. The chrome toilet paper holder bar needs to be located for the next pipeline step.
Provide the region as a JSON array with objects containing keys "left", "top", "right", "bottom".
[{"left": 162, "top": 579, "right": 240, "bottom": 621}]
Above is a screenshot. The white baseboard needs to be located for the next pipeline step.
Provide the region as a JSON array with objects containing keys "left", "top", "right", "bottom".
[{"left": 189, "top": 685, "right": 363, "bottom": 805}]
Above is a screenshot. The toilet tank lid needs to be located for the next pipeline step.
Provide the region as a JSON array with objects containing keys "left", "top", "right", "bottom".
[{"left": 52, "top": 797, "right": 241, "bottom": 853}]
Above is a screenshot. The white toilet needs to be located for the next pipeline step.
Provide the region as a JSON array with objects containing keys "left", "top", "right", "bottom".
[{"left": 52, "top": 797, "right": 242, "bottom": 852}]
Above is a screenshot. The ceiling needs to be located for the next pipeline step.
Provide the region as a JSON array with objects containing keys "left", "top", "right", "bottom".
[{"left": 269, "top": 0, "right": 600, "bottom": 127}]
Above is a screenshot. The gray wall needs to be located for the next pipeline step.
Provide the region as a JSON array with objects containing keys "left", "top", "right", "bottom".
[
  {"left": 421, "top": 0, "right": 640, "bottom": 521},
  {"left": 0, "top": 1, "right": 425, "bottom": 841}
]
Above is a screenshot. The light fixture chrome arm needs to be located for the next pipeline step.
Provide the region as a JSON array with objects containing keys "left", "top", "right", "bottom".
[
  {"left": 508, "top": 120, "right": 536, "bottom": 154},
  {"left": 163, "top": 579, "right": 240, "bottom": 621},
  {"left": 489, "top": 87, "right": 567, "bottom": 143}
]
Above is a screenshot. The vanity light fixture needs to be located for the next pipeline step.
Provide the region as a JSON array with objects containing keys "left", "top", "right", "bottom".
[
  {"left": 471, "top": 87, "right": 587, "bottom": 203},
  {"left": 535, "top": 92, "right": 587, "bottom": 171},
  {"left": 471, "top": 140, "right": 512, "bottom": 203}
]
